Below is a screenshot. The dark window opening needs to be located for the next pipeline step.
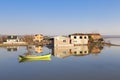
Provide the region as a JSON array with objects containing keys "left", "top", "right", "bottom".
[
  {"left": 74, "top": 51, "right": 77, "bottom": 54},
  {"left": 70, "top": 40, "right": 72, "bottom": 44},
  {"left": 80, "top": 51, "right": 82, "bottom": 54},
  {"left": 80, "top": 36, "right": 82, "bottom": 39},
  {"left": 74, "top": 36, "right": 77, "bottom": 39},
  {"left": 63, "top": 40, "right": 66, "bottom": 42}
]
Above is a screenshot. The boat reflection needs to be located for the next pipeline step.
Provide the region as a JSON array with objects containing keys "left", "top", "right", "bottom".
[{"left": 52, "top": 44, "right": 104, "bottom": 58}]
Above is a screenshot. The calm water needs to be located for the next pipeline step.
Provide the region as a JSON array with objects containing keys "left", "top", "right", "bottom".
[{"left": 0, "top": 38, "right": 120, "bottom": 80}]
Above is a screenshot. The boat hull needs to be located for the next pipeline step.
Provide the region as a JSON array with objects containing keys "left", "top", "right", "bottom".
[{"left": 19, "top": 54, "right": 51, "bottom": 62}]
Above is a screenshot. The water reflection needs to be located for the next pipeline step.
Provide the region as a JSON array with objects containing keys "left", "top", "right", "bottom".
[
  {"left": 4, "top": 44, "right": 104, "bottom": 62},
  {"left": 24, "top": 45, "right": 43, "bottom": 55},
  {"left": 34, "top": 45, "right": 43, "bottom": 53},
  {"left": 18, "top": 45, "right": 51, "bottom": 63},
  {"left": 0, "top": 38, "right": 120, "bottom": 80},
  {"left": 52, "top": 44, "right": 104, "bottom": 58},
  {"left": 6, "top": 46, "right": 19, "bottom": 52}
]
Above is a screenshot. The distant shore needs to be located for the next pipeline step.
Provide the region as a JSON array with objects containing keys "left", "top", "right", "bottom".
[{"left": 0, "top": 43, "right": 28, "bottom": 47}]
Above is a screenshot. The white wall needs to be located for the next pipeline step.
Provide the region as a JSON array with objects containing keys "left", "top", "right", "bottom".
[{"left": 70, "top": 35, "right": 88, "bottom": 44}]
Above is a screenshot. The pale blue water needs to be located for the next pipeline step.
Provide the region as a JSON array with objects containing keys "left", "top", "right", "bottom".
[{"left": 0, "top": 38, "right": 120, "bottom": 80}]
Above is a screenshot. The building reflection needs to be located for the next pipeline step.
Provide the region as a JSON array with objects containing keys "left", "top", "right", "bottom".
[
  {"left": 24, "top": 45, "right": 43, "bottom": 55},
  {"left": 5, "top": 45, "right": 43, "bottom": 54},
  {"left": 34, "top": 46, "right": 43, "bottom": 53},
  {"left": 6, "top": 46, "right": 18, "bottom": 52},
  {"left": 52, "top": 44, "right": 104, "bottom": 58},
  {"left": 89, "top": 45, "right": 103, "bottom": 54}
]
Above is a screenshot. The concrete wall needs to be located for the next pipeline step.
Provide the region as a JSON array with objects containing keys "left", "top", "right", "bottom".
[
  {"left": 70, "top": 35, "right": 89, "bottom": 45},
  {"left": 54, "top": 36, "right": 73, "bottom": 47}
]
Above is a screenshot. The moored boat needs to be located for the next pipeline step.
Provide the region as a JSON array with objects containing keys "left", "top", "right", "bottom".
[{"left": 19, "top": 54, "right": 51, "bottom": 62}]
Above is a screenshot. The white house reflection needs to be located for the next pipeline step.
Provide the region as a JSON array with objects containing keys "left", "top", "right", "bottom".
[
  {"left": 6, "top": 46, "right": 19, "bottom": 52},
  {"left": 52, "top": 44, "right": 103, "bottom": 58},
  {"left": 5, "top": 45, "right": 43, "bottom": 54}
]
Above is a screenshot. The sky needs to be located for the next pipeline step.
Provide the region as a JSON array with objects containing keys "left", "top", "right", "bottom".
[{"left": 0, "top": 0, "right": 120, "bottom": 35}]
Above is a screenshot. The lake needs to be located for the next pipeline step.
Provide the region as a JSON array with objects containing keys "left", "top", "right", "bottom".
[{"left": 0, "top": 38, "right": 120, "bottom": 80}]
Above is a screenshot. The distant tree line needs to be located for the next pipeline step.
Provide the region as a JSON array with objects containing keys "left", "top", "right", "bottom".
[{"left": 21, "top": 35, "right": 34, "bottom": 45}]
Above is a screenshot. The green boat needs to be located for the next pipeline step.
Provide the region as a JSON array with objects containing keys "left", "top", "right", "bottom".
[{"left": 19, "top": 54, "right": 51, "bottom": 63}]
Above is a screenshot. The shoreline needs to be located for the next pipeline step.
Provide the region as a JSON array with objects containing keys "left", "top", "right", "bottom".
[{"left": 0, "top": 43, "right": 28, "bottom": 47}]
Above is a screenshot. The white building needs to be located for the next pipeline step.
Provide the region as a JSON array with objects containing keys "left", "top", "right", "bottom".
[
  {"left": 69, "top": 33, "right": 89, "bottom": 45},
  {"left": 54, "top": 36, "right": 73, "bottom": 47},
  {"left": 33, "top": 34, "right": 43, "bottom": 42},
  {"left": 3, "top": 35, "right": 26, "bottom": 44},
  {"left": 54, "top": 33, "right": 89, "bottom": 47},
  {"left": 6, "top": 35, "right": 19, "bottom": 43}
]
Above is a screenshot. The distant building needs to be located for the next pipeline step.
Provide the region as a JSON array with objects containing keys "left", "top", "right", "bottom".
[
  {"left": 7, "top": 35, "right": 19, "bottom": 42},
  {"left": 33, "top": 34, "right": 43, "bottom": 42},
  {"left": 54, "top": 36, "right": 73, "bottom": 47},
  {"left": 54, "top": 33, "right": 89, "bottom": 47},
  {"left": 3, "top": 35, "right": 26, "bottom": 44},
  {"left": 69, "top": 33, "right": 89, "bottom": 45},
  {"left": 3, "top": 35, "right": 20, "bottom": 44},
  {"left": 53, "top": 33, "right": 104, "bottom": 47}
]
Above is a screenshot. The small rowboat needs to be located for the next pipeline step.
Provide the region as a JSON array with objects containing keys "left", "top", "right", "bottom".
[{"left": 19, "top": 54, "right": 51, "bottom": 63}]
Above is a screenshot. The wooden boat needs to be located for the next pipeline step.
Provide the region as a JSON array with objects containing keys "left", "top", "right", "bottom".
[{"left": 19, "top": 54, "right": 51, "bottom": 63}]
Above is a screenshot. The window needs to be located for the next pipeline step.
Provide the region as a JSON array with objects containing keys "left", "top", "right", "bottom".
[
  {"left": 74, "top": 51, "right": 77, "bottom": 54},
  {"left": 80, "top": 51, "right": 82, "bottom": 54},
  {"left": 80, "top": 36, "right": 82, "bottom": 39},
  {"left": 84, "top": 51, "right": 87, "bottom": 53},
  {"left": 74, "top": 36, "right": 77, "bottom": 39},
  {"left": 70, "top": 40, "right": 72, "bottom": 44},
  {"left": 84, "top": 36, "right": 87, "bottom": 39},
  {"left": 63, "top": 40, "right": 66, "bottom": 42}
]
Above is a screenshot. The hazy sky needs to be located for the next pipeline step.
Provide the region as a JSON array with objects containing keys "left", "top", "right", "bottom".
[{"left": 0, "top": 0, "right": 120, "bottom": 35}]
